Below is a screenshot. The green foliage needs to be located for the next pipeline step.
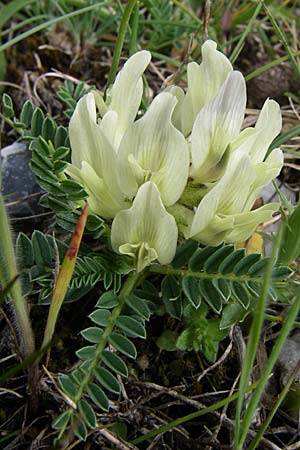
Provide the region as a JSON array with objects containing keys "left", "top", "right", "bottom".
[
  {"left": 53, "top": 273, "right": 148, "bottom": 443},
  {"left": 157, "top": 303, "right": 228, "bottom": 363},
  {"left": 16, "top": 230, "right": 126, "bottom": 304},
  {"left": 1, "top": 93, "right": 106, "bottom": 237},
  {"left": 57, "top": 80, "right": 95, "bottom": 118},
  {"left": 161, "top": 244, "right": 293, "bottom": 324},
  {"left": 278, "top": 201, "right": 300, "bottom": 265}
]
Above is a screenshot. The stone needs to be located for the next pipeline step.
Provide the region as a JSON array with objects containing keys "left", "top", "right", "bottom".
[{"left": 1, "top": 142, "right": 43, "bottom": 218}]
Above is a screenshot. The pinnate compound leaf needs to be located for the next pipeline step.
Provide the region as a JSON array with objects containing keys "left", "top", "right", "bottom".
[
  {"left": 86, "top": 383, "right": 109, "bottom": 411},
  {"left": 76, "top": 345, "right": 96, "bottom": 360},
  {"left": 233, "top": 253, "right": 261, "bottom": 275},
  {"left": 182, "top": 276, "right": 201, "bottom": 308},
  {"left": 219, "top": 248, "right": 245, "bottom": 274},
  {"left": 172, "top": 239, "right": 198, "bottom": 269},
  {"left": 108, "top": 333, "right": 137, "bottom": 359},
  {"left": 271, "top": 266, "right": 293, "bottom": 281},
  {"left": 220, "top": 302, "right": 250, "bottom": 329},
  {"left": 246, "top": 280, "right": 261, "bottom": 297},
  {"left": 198, "top": 279, "right": 222, "bottom": 313},
  {"left": 58, "top": 375, "right": 77, "bottom": 398},
  {"left": 278, "top": 202, "right": 300, "bottom": 265},
  {"left": 81, "top": 327, "right": 103, "bottom": 343},
  {"left": 74, "top": 419, "right": 88, "bottom": 441},
  {"left": 78, "top": 399, "right": 97, "bottom": 428},
  {"left": 100, "top": 350, "right": 128, "bottom": 377},
  {"left": 93, "top": 366, "right": 120, "bottom": 394},
  {"left": 203, "top": 245, "right": 234, "bottom": 273},
  {"left": 52, "top": 410, "right": 72, "bottom": 430},
  {"left": 212, "top": 278, "right": 231, "bottom": 302},
  {"left": 248, "top": 257, "right": 270, "bottom": 276},
  {"left": 16, "top": 232, "right": 34, "bottom": 267},
  {"left": 32, "top": 230, "right": 53, "bottom": 266},
  {"left": 161, "top": 275, "right": 180, "bottom": 301},
  {"left": 96, "top": 291, "right": 119, "bottom": 309},
  {"left": 104, "top": 271, "right": 113, "bottom": 289},
  {"left": 231, "top": 282, "right": 251, "bottom": 308},
  {"left": 116, "top": 315, "right": 146, "bottom": 339},
  {"left": 124, "top": 294, "right": 151, "bottom": 320},
  {"left": 89, "top": 309, "right": 111, "bottom": 327},
  {"left": 189, "top": 246, "right": 220, "bottom": 271}
]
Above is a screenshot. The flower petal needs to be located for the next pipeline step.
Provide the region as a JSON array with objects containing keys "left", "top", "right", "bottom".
[
  {"left": 106, "top": 50, "right": 151, "bottom": 146},
  {"left": 190, "top": 71, "right": 246, "bottom": 183},
  {"left": 117, "top": 92, "right": 189, "bottom": 206},
  {"left": 188, "top": 40, "right": 233, "bottom": 119},
  {"left": 68, "top": 93, "right": 128, "bottom": 218},
  {"left": 111, "top": 182, "right": 178, "bottom": 271},
  {"left": 232, "top": 99, "right": 282, "bottom": 163},
  {"left": 189, "top": 151, "right": 256, "bottom": 238},
  {"left": 69, "top": 93, "right": 97, "bottom": 169},
  {"left": 226, "top": 203, "right": 279, "bottom": 243},
  {"left": 172, "top": 40, "right": 233, "bottom": 135}
]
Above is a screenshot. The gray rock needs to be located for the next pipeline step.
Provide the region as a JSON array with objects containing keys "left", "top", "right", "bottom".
[{"left": 1, "top": 142, "right": 43, "bottom": 218}]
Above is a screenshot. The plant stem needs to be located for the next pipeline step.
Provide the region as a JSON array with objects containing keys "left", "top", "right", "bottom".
[
  {"left": 105, "top": 0, "right": 137, "bottom": 90},
  {"left": 74, "top": 270, "right": 142, "bottom": 403},
  {"left": 57, "top": 270, "right": 144, "bottom": 441},
  {"left": 234, "top": 227, "right": 283, "bottom": 449},
  {"left": 149, "top": 264, "right": 262, "bottom": 284},
  {"left": 0, "top": 191, "right": 35, "bottom": 359},
  {"left": 238, "top": 292, "right": 300, "bottom": 449},
  {"left": 247, "top": 359, "right": 300, "bottom": 450},
  {"left": 131, "top": 380, "right": 258, "bottom": 445}
]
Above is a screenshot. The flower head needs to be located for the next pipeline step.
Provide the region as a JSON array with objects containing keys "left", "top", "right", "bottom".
[
  {"left": 117, "top": 92, "right": 190, "bottom": 206},
  {"left": 111, "top": 182, "right": 178, "bottom": 272}
]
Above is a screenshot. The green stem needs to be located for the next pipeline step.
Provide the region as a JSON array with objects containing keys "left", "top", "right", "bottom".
[
  {"left": 131, "top": 380, "right": 258, "bottom": 445},
  {"left": 247, "top": 360, "right": 300, "bottom": 450},
  {"left": 0, "top": 191, "right": 35, "bottom": 359},
  {"left": 149, "top": 264, "right": 263, "bottom": 284},
  {"left": 74, "top": 272, "right": 142, "bottom": 403},
  {"left": 129, "top": 1, "right": 139, "bottom": 55},
  {"left": 263, "top": 2, "right": 300, "bottom": 77},
  {"left": 105, "top": 0, "right": 137, "bottom": 90},
  {"left": 230, "top": 1, "right": 263, "bottom": 64},
  {"left": 74, "top": 270, "right": 142, "bottom": 403},
  {"left": 0, "top": 112, "right": 23, "bottom": 134},
  {"left": 56, "top": 270, "right": 144, "bottom": 442},
  {"left": 0, "top": 1, "right": 113, "bottom": 52},
  {"left": 172, "top": 0, "right": 201, "bottom": 24},
  {"left": 238, "top": 292, "right": 300, "bottom": 449},
  {"left": 234, "top": 227, "right": 282, "bottom": 449},
  {"left": 245, "top": 51, "right": 300, "bottom": 81}
]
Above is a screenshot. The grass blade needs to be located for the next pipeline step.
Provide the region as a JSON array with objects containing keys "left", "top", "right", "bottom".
[
  {"left": 0, "top": 1, "right": 113, "bottom": 53},
  {"left": 234, "top": 226, "right": 283, "bottom": 449},
  {"left": 105, "top": 0, "right": 137, "bottom": 89}
]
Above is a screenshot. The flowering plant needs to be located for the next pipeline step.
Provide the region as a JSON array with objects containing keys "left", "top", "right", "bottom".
[{"left": 66, "top": 40, "right": 283, "bottom": 272}]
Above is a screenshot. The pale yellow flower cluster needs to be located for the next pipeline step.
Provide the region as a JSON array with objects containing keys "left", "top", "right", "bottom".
[{"left": 66, "top": 41, "right": 283, "bottom": 271}]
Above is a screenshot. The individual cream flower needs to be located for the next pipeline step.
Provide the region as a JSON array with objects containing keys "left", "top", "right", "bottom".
[
  {"left": 231, "top": 98, "right": 282, "bottom": 164},
  {"left": 187, "top": 148, "right": 283, "bottom": 246},
  {"left": 66, "top": 93, "right": 128, "bottom": 219},
  {"left": 66, "top": 51, "right": 151, "bottom": 218},
  {"left": 95, "top": 50, "right": 151, "bottom": 151},
  {"left": 190, "top": 71, "right": 246, "bottom": 184},
  {"left": 167, "top": 40, "right": 233, "bottom": 136},
  {"left": 111, "top": 182, "right": 178, "bottom": 272},
  {"left": 117, "top": 92, "right": 189, "bottom": 206}
]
